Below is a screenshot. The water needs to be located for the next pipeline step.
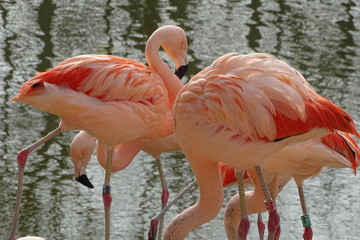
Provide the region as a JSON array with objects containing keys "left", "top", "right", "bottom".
[{"left": 1, "top": 0, "right": 359, "bottom": 239}]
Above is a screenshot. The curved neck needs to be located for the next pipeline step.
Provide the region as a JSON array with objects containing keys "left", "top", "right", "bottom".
[
  {"left": 97, "top": 140, "right": 143, "bottom": 172},
  {"left": 145, "top": 37, "right": 184, "bottom": 106}
]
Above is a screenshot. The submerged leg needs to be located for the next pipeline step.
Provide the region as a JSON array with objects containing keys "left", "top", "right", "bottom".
[
  {"left": 254, "top": 166, "right": 280, "bottom": 240},
  {"left": 257, "top": 212, "right": 265, "bottom": 240},
  {"left": 154, "top": 156, "right": 169, "bottom": 240},
  {"left": 103, "top": 148, "right": 114, "bottom": 240},
  {"left": 8, "top": 126, "right": 62, "bottom": 240},
  {"left": 237, "top": 170, "right": 250, "bottom": 240},
  {"left": 148, "top": 180, "right": 197, "bottom": 240}
]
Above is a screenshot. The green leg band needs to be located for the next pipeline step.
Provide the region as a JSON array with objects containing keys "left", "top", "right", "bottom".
[{"left": 301, "top": 214, "right": 312, "bottom": 227}]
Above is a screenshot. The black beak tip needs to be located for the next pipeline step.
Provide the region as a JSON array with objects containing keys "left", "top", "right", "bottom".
[
  {"left": 174, "top": 64, "right": 189, "bottom": 80},
  {"left": 76, "top": 174, "right": 94, "bottom": 189}
]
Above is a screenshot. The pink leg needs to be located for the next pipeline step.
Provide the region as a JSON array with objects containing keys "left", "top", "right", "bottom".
[
  {"left": 301, "top": 215, "right": 313, "bottom": 240},
  {"left": 155, "top": 157, "right": 169, "bottom": 239},
  {"left": 254, "top": 166, "right": 280, "bottom": 240},
  {"left": 148, "top": 180, "right": 197, "bottom": 240},
  {"left": 237, "top": 171, "right": 250, "bottom": 240},
  {"left": 257, "top": 213, "right": 265, "bottom": 240},
  {"left": 8, "top": 127, "right": 62, "bottom": 240},
  {"left": 238, "top": 216, "right": 250, "bottom": 240},
  {"left": 274, "top": 224, "right": 281, "bottom": 240},
  {"left": 265, "top": 199, "right": 280, "bottom": 240},
  {"left": 297, "top": 183, "right": 313, "bottom": 240},
  {"left": 103, "top": 185, "right": 112, "bottom": 240},
  {"left": 103, "top": 148, "right": 114, "bottom": 240}
]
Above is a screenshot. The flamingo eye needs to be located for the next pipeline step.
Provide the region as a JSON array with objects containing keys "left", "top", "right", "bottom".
[{"left": 31, "top": 82, "right": 42, "bottom": 88}]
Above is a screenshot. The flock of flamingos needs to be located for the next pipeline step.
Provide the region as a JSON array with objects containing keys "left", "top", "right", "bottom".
[{"left": 6, "top": 25, "right": 360, "bottom": 240}]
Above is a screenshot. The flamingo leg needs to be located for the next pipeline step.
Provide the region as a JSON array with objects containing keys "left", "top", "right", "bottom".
[
  {"left": 154, "top": 156, "right": 169, "bottom": 240},
  {"left": 254, "top": 166, "right": 280, "bottom": 240},
  {"left": 148, "top": 180, "right": 197, "bottom": 240},
  {"left": 8, "top": 126, "right": 62, "bottom": 240},
  {"left": 267, "top": 178, "right": 281, "bottom": 240},
  {"left": 257, "top": 212, "right": 265, "bottom": 240},
  {"left": 236, "top": 170, "right": 250, "bottom": 240},
  {"left": 297, "top": 183, "right": 313, "bottom": 240},
  {"left": 103, "top": 148, "right": 114, "bottom": 240}
]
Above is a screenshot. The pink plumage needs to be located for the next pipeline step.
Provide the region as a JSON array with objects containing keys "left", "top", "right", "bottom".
[
  {"left": 224, "top": 130, "right": 360, "bottom": 240},
  {"left": 9, "top": 25, "right": 188, "bottom": 240},
  {"left": 165, "top": 52, "right": 359, "bottom": 239}
]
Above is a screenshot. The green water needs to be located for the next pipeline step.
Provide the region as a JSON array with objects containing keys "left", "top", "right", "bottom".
[{"left": 0, "top": 1, "right": 359, "bottom": 239}]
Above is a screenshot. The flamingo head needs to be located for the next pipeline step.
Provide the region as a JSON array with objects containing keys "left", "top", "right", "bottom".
[{"left": 70, "top": 130, "right": 96, "bottom": 189}]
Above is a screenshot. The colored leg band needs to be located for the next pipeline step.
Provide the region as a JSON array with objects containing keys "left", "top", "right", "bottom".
[
  {"left": 301, "top": 214, "right": 312, "bottom": 227},
  {"left": 264, "top": 199, "right": 277, "bottom": 214},
  {"left": 103, "top": 185, "right": 111, "bottom": 194}
]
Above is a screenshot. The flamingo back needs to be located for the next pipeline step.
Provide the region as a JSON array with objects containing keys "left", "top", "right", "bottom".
[
  {"left": 175, "top": 53, "right": 359, "bottom": 142},
  {"left": 12, "top": 54, "right": 171, "bottom": 144},
  {"left": 13, "top": 54, "right": 166, "bottom": 103}
]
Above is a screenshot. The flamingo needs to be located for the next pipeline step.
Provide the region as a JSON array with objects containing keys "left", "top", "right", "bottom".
[
  {"left": 70, "top": 130, "right": 181, "bottom": 239},
  {"left": 166, "top": 53, "right": 360, "bottom": 240},
  {"left": 9, "top": 25, "right": 188, "bottom": 240},
  {"left": 69, "top": 130, "right": 250, "bottom": 240},
  {"left": 224, "top": 130, "right": 360, "bottom": 240}
]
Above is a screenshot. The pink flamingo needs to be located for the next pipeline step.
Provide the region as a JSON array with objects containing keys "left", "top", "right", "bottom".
[
  {"left": 9, "top": 25, "right": 188, "bottom": 240},
  {"left": 70, "top": 130, "right": 181, "bottom": 238},
  {"left": 224, "top": 130, "right": 359, "bottom": 240},
  {"left": 166, "top": 53, "right": 360, "bottom": 240}
]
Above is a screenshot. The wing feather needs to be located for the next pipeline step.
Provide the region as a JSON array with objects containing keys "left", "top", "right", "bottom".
[{"left": 178, "top": 53, "right": 359, "bottom": 141}]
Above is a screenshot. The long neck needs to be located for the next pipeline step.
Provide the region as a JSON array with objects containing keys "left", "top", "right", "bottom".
[
  {"left": 97, "top": 140, "right": 143, "bottom": 172},
  {"left": 145, "top": 38, "right": 184, "bottom": 106}
]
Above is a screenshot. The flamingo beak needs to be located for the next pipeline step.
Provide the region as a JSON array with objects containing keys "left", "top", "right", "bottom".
[
  {"left": 76, "top": 174, "right": 94, "bottom": 189},
  {"left": 174, "top": 64, "right": 188, "bottom": 80}
]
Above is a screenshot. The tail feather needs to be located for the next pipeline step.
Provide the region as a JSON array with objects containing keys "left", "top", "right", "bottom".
[
  {"left": 273, "top": 96, "right": 359, "bottom": 140},
  {"left": 321, "top": 131, "right": 360, "bottom": 175}
]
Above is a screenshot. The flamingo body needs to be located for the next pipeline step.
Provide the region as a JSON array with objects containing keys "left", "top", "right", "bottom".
[
  {"left": 166, "top": 53, "right": 359, "bottom": 239},
  {"left": 261, "top": 131, "right": 359, "bottom": 181},
  {"left": 174, "top": 54, "right": 358, "bottom": 171},
  {"left": 13, "top": 55, "right": 171, "bottom": 146},
  {"left": 10, "top": 25, "right": 188, "bottom": 240},
  {"left": 224, "top": 131, "right": 360, "bottom": 240}
]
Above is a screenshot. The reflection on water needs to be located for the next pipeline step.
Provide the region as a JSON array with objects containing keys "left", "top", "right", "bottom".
[{"left": 0, "top": 0, "right": 359, "bottom": 239}]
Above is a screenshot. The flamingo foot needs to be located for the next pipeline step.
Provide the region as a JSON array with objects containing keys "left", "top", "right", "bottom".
[
  {"left": 257, "top": 213, "right": 265, "bottom": 240},
  {"left": 148, "top": 218, "right": 160, "bottom": 240},
  {"left": 238, "top": 216, "right": 250, "bottom": 240}
]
